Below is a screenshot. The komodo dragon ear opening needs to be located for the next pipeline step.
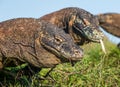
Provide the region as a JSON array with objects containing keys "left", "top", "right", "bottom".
[{"left": 97, "top": 13, "right": 120, "bottom": 37}]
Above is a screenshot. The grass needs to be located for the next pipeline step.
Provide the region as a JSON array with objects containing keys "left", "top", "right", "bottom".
[{"left": 0, "top": 39, "right": 120, "bottom": 87}]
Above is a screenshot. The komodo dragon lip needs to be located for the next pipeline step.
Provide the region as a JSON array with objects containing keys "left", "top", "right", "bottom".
[
  {"left": 73, "top": 25, "right": 103, "bottom": 42},
  {"left": 40, "top": 41, "right": 83, "bottom": 61}
]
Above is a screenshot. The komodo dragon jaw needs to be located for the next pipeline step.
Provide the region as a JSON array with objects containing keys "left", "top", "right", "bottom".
[{"left": 39, "top": 22, "right": 84, "bottom": 61}]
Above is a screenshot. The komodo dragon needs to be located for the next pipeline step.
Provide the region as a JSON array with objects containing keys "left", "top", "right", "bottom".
[
  {"left": 0, "top": 18, "right": 83, "bottom": 70},
  {"left": 39, "top": 7, "right": 104, "bottom": 45},
  {"left": 39, "top": 7, "right": 120, "bottom": 47}
]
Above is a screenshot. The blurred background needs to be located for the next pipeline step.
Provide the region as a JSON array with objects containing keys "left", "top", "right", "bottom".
[{"left": 0, "top": 0, "right": 120, "bottom": 44}]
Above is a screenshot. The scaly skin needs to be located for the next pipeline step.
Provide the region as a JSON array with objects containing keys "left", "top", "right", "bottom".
[
  {"left": 39, "top": 7, "right": 103, "bottom": 45},
  {"left": 97, "top": 13, "right": 120, "bottom": 47},
  {"left": 0, "top": 18, "right": 83, "bottom": 69}
]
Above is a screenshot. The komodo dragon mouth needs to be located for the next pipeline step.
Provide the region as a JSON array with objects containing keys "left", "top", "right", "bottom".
[{"left": 39, "top": 22, "right": 84, "bottom": 61}]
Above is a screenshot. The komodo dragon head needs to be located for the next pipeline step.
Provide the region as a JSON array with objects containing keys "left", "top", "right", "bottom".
[
  {"left": 67, "top": 8, "right": 104, "bottom": 44},
  {"left": 38, "top": 21, "right": 84, "bottom": 61}
]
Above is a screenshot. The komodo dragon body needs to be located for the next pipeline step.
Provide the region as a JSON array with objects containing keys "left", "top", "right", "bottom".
[
  {"left": 39, "top": 7, "right": 103, "bottom": 45},
  {"left": 0, "top": 18, "right": 83, "bottom": 69},
  {"left": 97, "top": 13, "right": 120, "bottom": 47}
]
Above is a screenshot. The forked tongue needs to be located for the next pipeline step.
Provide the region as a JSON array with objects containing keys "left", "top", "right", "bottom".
[{"left": 100, "top": 39, "right": 106, "bottom": 54}]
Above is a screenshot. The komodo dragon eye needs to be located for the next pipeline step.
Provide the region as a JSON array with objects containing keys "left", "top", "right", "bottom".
[
  {"left": 75, "top": 18, "right": 82, "bottom": 24},
  {"left": 54, "top": 36, "right": 63, "bottom": 44},
  {"left": 74, "top": 17, "right": 86, "bottom": 29}
]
